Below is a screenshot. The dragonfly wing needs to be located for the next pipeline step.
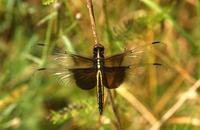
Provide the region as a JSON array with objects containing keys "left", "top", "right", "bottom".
[
  {"left": 35, "top": 43, "right": 94, "bottom": 68},
  {"left": 52, "top": 52, "right": 93, "bottom": 69},
  {"left": 52, "top": 52, "right": 96, "bottom": 90},
  {"left": 38, "top": 67, "right": 96, "bottom": 90},
  {"left": 103, "top": 66, "right": 129, "bottom": 89},
  {"left": 103, "top": 62, "right": 162, "bottom": 89},
  {"left": 104, "top": 42, "right": 165, "bottom": 67},
  {"left": 104, "top": 50, "right": 131, "bottom": 67},
  {"left": 103, "top": 42, "right": 165, "bottom": 89},
  {"left": 69, "top": 68, "right": 96, "bottom": 90},
  {"left": 36, "top": 46, "right": 95, "bottom": 89}
]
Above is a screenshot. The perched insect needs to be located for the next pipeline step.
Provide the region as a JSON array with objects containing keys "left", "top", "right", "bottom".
[{"left": 38, "top": 0, "right": 163, "bottom": 115}]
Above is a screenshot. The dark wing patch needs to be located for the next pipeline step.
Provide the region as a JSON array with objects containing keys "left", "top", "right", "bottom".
[
  {"left": 70, "top": 68, "right": 96, "bottom": 90},
  {"left": 103, "top": 66, "right": 129, "bottom": 89}
]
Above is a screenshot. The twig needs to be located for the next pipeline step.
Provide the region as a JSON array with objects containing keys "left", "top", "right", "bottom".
[
  {"left": 116, "top": 84, "right": 158, "bottom": 125},
  {"left": 168, "top": 116, "right": 200, "bottom": 126},
  {"left": 149, "top": 79, "right": 200, "bottom": 130},
  {"left": 107, "top": 89, "right": 122, "bottom": 130},
  {"left": 86, "top": 0, "right": 99, "bottom": 44}
]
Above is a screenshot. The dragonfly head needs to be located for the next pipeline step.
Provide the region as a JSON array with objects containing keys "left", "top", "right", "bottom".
[{"left": 93, "top": 43, "right": 104, "bottom": 58}]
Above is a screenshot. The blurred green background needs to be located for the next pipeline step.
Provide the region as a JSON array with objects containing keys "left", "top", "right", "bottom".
[{"left": 0, "top": 0, "right": 200, "bottom": 130}]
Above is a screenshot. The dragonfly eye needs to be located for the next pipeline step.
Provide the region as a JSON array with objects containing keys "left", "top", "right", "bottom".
[
  {"left": 99, "top": 49, "right": 104, "bottom": 56},
  {"left": 93, "top": 44, "right": 104, "bottom": 56},
  {"left": 99, "top": 46, "right": 104, "bottom": 52},
  {"left": 93, "top": 48, "right": 97, "bottom": 56}
]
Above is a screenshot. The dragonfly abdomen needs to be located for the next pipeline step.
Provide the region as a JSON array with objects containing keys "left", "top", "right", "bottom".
[{"left": 96, "top": 70, "right": 104, "bottom": 115}]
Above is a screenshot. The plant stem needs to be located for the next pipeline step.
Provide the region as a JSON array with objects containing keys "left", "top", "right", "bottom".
[
  {"left": 107, "top": 89, "right": 122, "bottom": 130},
  {"left": 41, "top": 17, "right": 53, "bottom": 66}
]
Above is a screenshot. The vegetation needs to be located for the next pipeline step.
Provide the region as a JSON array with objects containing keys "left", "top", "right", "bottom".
[{"left": 0, "top": 0, "right": 200, "bottom": 130}]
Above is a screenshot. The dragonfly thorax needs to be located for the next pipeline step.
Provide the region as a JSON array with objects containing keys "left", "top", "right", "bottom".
[{"left": 93, "top": 44, "right": 104, "bottom": 69}]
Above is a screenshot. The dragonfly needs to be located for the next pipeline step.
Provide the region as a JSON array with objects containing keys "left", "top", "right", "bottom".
[{"left": 38, "top": 0, "right": 163, "bottom": 115}]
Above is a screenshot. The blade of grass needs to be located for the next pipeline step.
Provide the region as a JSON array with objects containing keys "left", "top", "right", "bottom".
[
  {"left": 61, "top": 35, "right": 75, "bottom": 53},
  {"left": 37, "top": 11, "right": 57, "bottom": 26},
  {"left": 41, "top": 17, "right": 54, "bottom": 66}
]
